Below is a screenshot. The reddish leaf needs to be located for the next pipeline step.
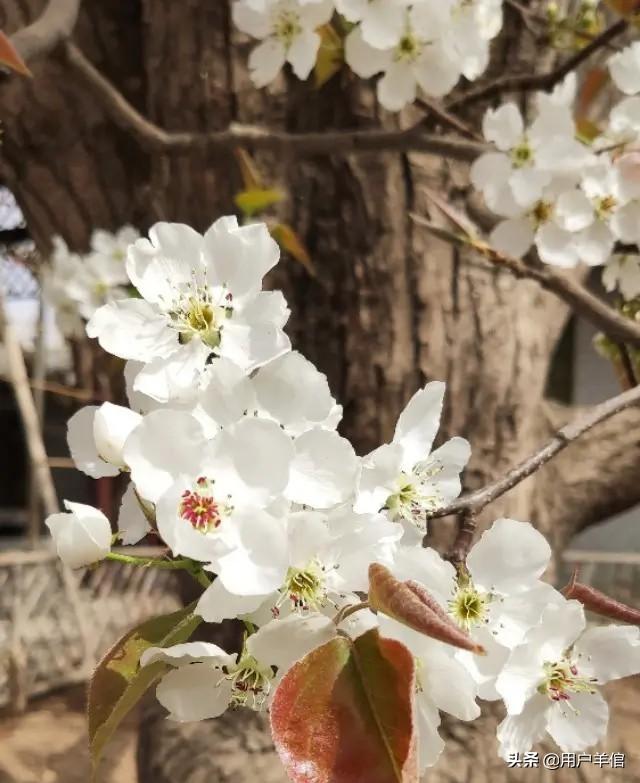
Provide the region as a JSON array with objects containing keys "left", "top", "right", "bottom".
[
  {"left": 271, "top": 628, "right": 418, "bottom": 783},
  {"left": 0, "top": 31, "right": 31, "bottom": 76},
  {"left": 563, "top": 569, "right": 640, "bottom": 624},
  {"left": 368, "top": 563, "right": 485, "bottom": 655},
  {"left": 88, "top": 603, "right": 202, "bottom": 774}
]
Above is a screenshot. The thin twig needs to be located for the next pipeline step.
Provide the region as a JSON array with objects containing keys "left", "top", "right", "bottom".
[
  {"left": 411, "top": 214, "right": 640, "bottom": 348},
  {"left": 63, "top": 44, "right": 486, "bottom": 161},
  {"left": 427, "top": 382, "right": 640, "bottom": 520},
  {"left": 447, "top": 16, "right": 631, "bottom": 111},
  {"left": 10, "top": 0, "right": 81, "bottom": 63}
]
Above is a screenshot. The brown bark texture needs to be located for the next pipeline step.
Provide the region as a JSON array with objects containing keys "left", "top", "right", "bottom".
[{"left": 2, "top": 1, "right": 640, "bottom": 781}]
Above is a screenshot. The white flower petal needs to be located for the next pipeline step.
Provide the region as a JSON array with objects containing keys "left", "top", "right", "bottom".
[
  {"left": 215, "top": 509, "right": 289, "bottom": 595},
  {"left": 286, "top": 428, "right": 358, "bottom": 508},
  {"left": 155, "top": 663, "right": 233, "bottom": 722},
  {"left": 574, "top": 625, "right": 640, "bottom": 684},
  {"left": 93, "top": 402, "right": 142, "bottom": 468},
  {"left": 377, "top": 61, "right": 416, "bottom": 112},
  {"left": 467, "top": 518, "right": 551, "bottom": 593},
  {"left": 196, "top": 357, "right": 256, "bottom": 429},
  {"left": 87, "top": 299, "right": 177, "bottom": 362},
  {"left": 287, "top": 29, "right": 321, "bottom": 81},
  {"left": 196, "top": 579, "right": 268, "bottom": 623},
  {"left": 497, "top": 694, "right": 549, "bottom": 759},
  {"left": 609, "top": 42, "right": 640, "bottom": 96},
  {"left": 45, "top": 502, "right": 112, "bottom": 569},
  {"left": 555, "top": 190, "right": 595, "bottom": 232},
  {"left": 123, "top": 409, "right": 206, "bottom": 504},
  {"left": 354, "top": 443, "right": 404, "bottom": 514},
  {"left": 141, "top": 641, "right": 235, "bottom": 668},
  {"left": 536, "top": 222, "right": 580, "bottom": 268},
  {"left": 546, "top": 690, "right": 609, "bottom": 752},
  {"left": 393, "top": 382, "right": 445, "bottom": 471},
  {"left": 413, "top": 43, "right": 460, "bottom": 98},
  {"left": 247, "top": 613, "right": 336, "bottom": 673},
  {"left": 203, "top": 217, "right": 280, "bottom": 299},
  {"left": 117, "top": 483, "right": 150, "bottom": 545},
  {"left": 252, "top": 350, "right": 334, "bottom": 431},
  {"left": 67, "top": 406, "right": 119, "bottom": 479},
  {"left": 344, "top": 26, "right": 391, "bottom": 78},
  {"left": 248, "top": 38, "right": 287, "bottom": 87},
  {"left": 482, "top": 103, "right": 524, "bottom": 150}
]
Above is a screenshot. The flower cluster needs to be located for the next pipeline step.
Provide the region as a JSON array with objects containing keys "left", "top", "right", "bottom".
[
  {"left": 232, "top": 0, "right": 503, "bottom": 110},
  {"left": 45, "top": 217, "right": 640, "bottom": 771},
  {"left": 43, "top": 227, "right": 139, "bottom": 338},
  {"left": 472, "top": 44, "right": 640, "bottom": 298}
]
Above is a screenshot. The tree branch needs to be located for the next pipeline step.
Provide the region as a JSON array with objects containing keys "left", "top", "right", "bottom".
[
  {"left": 63, "top": 43, "right": 486, "bottom": 161},
  {"left": 411, "top": 215, "right": 640, "bottom": 348},
  {"left": 534, "top": 399, "right": 640, "bottom": 536},
  {"left": 446, "top": 16, "right": 630, "bottom": 111},
  {"left": 9, "top": 0, "right": 81, "bottom": 63},
  {"left": 428, "top": 383, "right": 640, "bottom": 521}
]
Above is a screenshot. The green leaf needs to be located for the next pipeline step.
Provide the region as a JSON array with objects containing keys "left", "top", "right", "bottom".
[
  {"left": 235, "top": 187, "right": 285, "bottom": 217},
  {"left": 0, "top": 31, "right": 31, "bottom": 77},
  {"left": 314, "top": 24, "right": 344, "bottom": 88},
  {"left": 271, "top": 628, "right": 418, "bottom": 783},
  {"left": 88, "top": 603, "right": 202, "bottom": 774},
  {"left": 270, "top": 222, "right": 315, "bottom": 276}
]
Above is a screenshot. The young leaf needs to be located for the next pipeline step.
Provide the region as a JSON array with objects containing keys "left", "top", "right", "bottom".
[
  {"left": 368, "top": 563, "right": 485, "bottom": 655},
  {"left": 271, "top": 628, "right": 418, "bottom": 783},
  {"left": 563, "top": 569, "right": 640, "bottom": 624},
  {"left": 314, "top": 24, "right": 344, "bottom": 88},
  {"left": 88, "top": 603, "right": 202, "bottom": 773},
  {"left": 235, "top": 187, "right": 285, "bottom": 217},
  {"left": 234, "top": 147, "right": 264, "bottom": 191},
  {"left": 0, "top": 31, "right": 31, "bottom": 76},
  {"left": 270, "top": 222, "right": 315, "bottom": 276}
]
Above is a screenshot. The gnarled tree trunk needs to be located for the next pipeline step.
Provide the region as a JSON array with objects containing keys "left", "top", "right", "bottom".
[{"left": 2, "top": 1, "right": 640, "bottom": 780}]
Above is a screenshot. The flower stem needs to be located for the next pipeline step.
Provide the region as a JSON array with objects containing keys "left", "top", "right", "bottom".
[{"left": 105, "top": 551, "right": 212, "bottom": 589}]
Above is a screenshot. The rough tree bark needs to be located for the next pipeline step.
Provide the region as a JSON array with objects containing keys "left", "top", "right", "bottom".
[{"left": 2, "top": 1, "right": 640, "bottom": 781}]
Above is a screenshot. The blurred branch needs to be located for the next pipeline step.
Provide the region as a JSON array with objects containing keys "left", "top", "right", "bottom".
[
  {"left": 411, "top": 214, "right": 640, "bottom": 348},
  {"left": 446, "top": 15, "right": 631, "bottom": 111},
  {"left": 64, "top": 44, "right": 486, "bottom": 161},
  {"left": 9, "top": 0, "right": 81, "bottom": 63},
  {"left": 537, "top": 399, "right": 640, "bottom": 535},
  {"left": 429, "top": 383, "right": 640, "bottom": 522}
]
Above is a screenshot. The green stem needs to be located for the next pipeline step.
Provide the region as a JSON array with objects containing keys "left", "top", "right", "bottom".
[{"left": 106, "top": 551, "right": 193, "bottom": 570}]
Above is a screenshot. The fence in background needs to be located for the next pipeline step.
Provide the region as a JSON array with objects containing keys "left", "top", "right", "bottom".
[{"left": 0, "top": 548, "right": 180, "bottom": 711}]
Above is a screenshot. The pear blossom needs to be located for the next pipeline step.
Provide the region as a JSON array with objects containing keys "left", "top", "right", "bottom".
[
  {"left": 141, "top": 613, "right": 336, "bottom": 720},
  {"left": 89, "top": 225, "right": 140, "bottom": 264},
  {"left": 603, "top": 254, "right": 640, "bottom": 300},
  {"left": 87, "top": 218, "right": 291, "bottom": 401},
  {"left": 45, "top": 501, "right": 112, "bottom": 569},
  {"left": 335, "top": 0, "right": 409, "bottom": 49},
  {"left": 67, "top": 402, "right": 142, "bottom": 479},
  {"left": 233, "top": 0, "right": 334, "bottom": 87},
  {"left": 378, "top": 615, "right": 480, "bottom": 770},
  {"left": 196, "top": 506, "right": 400, "bottom": 623},
  {"left": 345, "top": 13, "right": 461, "bottom": 112},
  {"left": 471, "top": 79, "right": 591, "bottom": 218},
  {"left": 354, "top": 382, "right": 470, "bottom": 536},
  {"left": 389, "top": 518, "right": 559, "bottom": 699},
  {"left": 194, "top": 352, "right": 342, "bottom": 436},
  {"left": 496, "top": 599, "right": 640, "bottom": 757}
]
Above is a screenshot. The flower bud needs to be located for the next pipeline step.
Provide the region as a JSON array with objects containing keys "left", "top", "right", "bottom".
[{"left": 46, "top": 501, "right": 112, "bottom": 568}]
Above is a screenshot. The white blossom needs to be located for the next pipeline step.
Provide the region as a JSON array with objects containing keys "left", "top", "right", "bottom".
[
  {"left": 87, "top": 218, "right": 291, "bottom": 402},
  {"left": 496, "top": 599, "right": 640, "bottom": 756},
  {"left": 233, "top": 0, "right": 334, "bottom": 87},
  {"left": 45, "top": 501, "right": 112, "bottom": 568},
  {"left": 603, "top": 254, "right": 640, "bottom": 300},
  {"left": 354, "top": 382, "right": 469, "bottom": 536}
]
